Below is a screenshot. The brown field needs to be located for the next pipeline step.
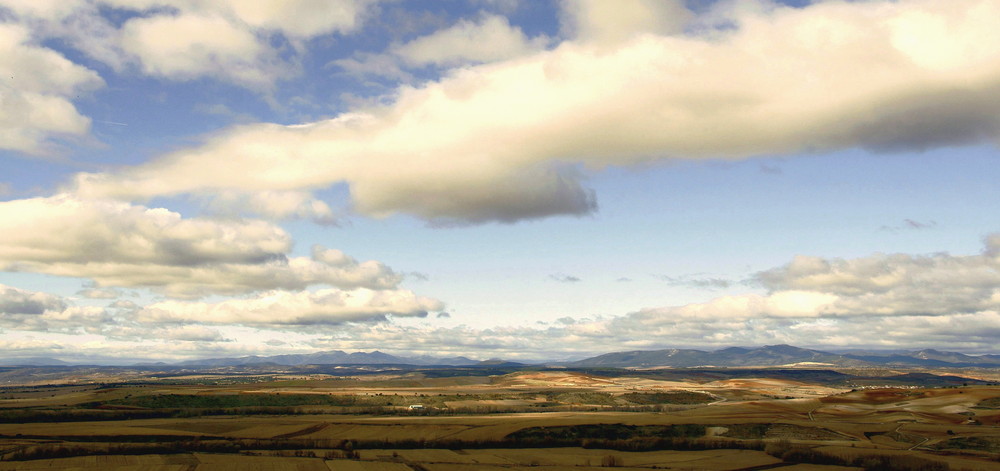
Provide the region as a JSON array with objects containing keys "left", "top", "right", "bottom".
[{"left": 0, "top": 369, "right": 998, "bottom": 470}]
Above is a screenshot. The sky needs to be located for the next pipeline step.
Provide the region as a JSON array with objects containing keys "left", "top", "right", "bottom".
[{"left": 1, "top": 0, "right": 999, "bottom": 363}]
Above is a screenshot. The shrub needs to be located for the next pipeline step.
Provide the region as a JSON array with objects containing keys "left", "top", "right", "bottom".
[{"left": 601, "top": 454, "right": 622, "bottom": 467}]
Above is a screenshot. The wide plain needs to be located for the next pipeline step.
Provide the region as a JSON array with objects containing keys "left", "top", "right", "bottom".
[{"left": 1, "top": 369, "right": 998, "bottom": 470}]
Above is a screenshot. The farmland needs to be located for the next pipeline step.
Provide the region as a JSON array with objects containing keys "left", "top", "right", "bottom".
[{"left": 0, "top": 367, "right": 998, "bottom": 470}]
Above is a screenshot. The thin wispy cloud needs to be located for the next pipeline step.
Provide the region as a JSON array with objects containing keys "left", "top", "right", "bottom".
[
  {"left": 759, "top": 163, "right": 783, "bottom": 175},
  {"left": 880, "top": 219, "right": 939, "bottom": 233},
  {"left": 658, "top": 274, "right": 733, "bottom": 290},
  {"left": 550, "top": 273, "right": 582, "bottom": 283}
]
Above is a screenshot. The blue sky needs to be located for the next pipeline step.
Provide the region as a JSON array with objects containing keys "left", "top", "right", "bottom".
[{"left": 1, "top": 0, "right": 999, "bottom": 362}]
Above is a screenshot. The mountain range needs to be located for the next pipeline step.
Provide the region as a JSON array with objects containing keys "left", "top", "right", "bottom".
[
  {"left": 0, "top": 357, "right": 70, "bottom": 367},
  {"left": 567, "top": 345, "right": 1000, "bottom": 368},
  {"left": 155, "top": 345, "right": 1000, "bottom": 369},
  {"left": 3, "top": 345, "right": 998, "bottom": 368},
  {"left": 174, "top": 350, "right": 481, "bottom": 368}
]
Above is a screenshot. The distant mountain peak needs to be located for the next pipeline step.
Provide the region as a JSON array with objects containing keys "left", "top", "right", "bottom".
[
  {"left": 762, "top": 344, "right": 810, "bottom": 353},
  {"left": 570, "top": 345, "right": 1000, "bottom": 368},
  {"left": 0, "top": 357, "right": 70, "bottom": 366},
  {"left": 179, "top": 349, "right": 482, "bottom": 367}
]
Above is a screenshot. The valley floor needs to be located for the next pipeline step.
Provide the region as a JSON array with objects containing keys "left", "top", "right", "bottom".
[{"left": 0, "top": 370, "right": 998, "bottom": 470}]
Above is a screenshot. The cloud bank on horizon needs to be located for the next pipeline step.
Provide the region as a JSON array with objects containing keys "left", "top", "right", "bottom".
[{"left": 1, "top": 0, "right": 999, "bottom": 361}]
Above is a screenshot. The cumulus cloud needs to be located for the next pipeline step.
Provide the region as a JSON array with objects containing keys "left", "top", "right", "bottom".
[
  {"left": 0, "top": 195, "right": 401, "bottom": 297},
  {"left": 0, "top": 0, "right": 129, "bottom": 70},
  {"left": 0, "top": 22, "right": 103, "bottom": 154},
  {"left": 752, "top": 249, "right": 1000, "bottom": 318},
  {"left": 110, "top": 0, "right": 381, "bottom": 87},
  {"left": 77, "top": 286, "right": 122, "bottom": 299},
  {"left": 136, "top": 288, "right": 444, "bottom": 326},
  {"left": 119, "top": 12, "right": 288, "bottom": 89},
  {"left": 333, "top": 12, "right": 547, "bottom": 87},
  {"left": 159, "top": 325, "right": 227, "bottom": 342},
  {"left": 110, "top": 300, "right": 137, "bottom": 309},
  {"left": 6, "top": 232, "right": 1000, "bottom": 357},
  {"left": 1, "top": 282, "right": 442, "bottom": 348},
  {"left": 0, "top": 337, "right": 67, "bottom": 360},
  {"left": 0, "top": 0, "right": 81, "bottom": 21},
  {"left": 330, "top": 234, "right": 1000, "bottom": 356},
  {"left": 0, "top": 284, "right": 111, "bottom": 332},
  {"left": 329, "top": 296, "right": 1000, "bottom": 358},
  {"left": 100, "top": 324, "right": 228, "bottom": 342},
  {"left": 631, "top": 291, "right": 839, "bottom": 322},
  {"left": 627, "top": 236, "right": 1000, "bottom": 323},
  {"left": 0, "top": 0, "right": 382, "bottom": 93},
  {"left": 559, "top": 0, "right": 691, "bottom": 44},
  {"left": 0, "top": 194, "right": 289, "bottom": 266},
  {"left": 204, "top": 0, "right": 378, "bottom": 38},
  {"left": 69, "top": 0, "right": 1000, "bottom": 223},
  {"left": 200, "top": 190, "right": 337, "bottom": 225},
  {"left": 394, "top": 13, "right": 549, "bottom": 67},
  {"left": 0, "top": 284, "right": 67, "bottom": 315},
  {"left": 528, "top": 234, "right": 1000, "bottom": 352},
  {"left": 585, "top": 309, "right": 1000, "bottom": 354}
]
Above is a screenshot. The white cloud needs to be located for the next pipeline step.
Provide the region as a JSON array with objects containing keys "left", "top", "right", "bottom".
[
  {"left": 0, "top": 0, "right": 81, "bottom": 22},
  {"left": 72, "top": 0, "right": 1000, "bottom": 223},
  {"left": 559, "top": 0, "right": 691, "bottom": 43},
  {"left": 634, "top": 290, "right": 841, "bottom": 321},
  {"left": 0, "top": 0, "right": 130, "bottom": 70},
  {"left": 221, "top": 0, "right": 377, "bottom": 38},
  {"left": 136, "top": 288, "right": 444, "bottom": 326},
  {"left": 0, "top": 195, "right": 401, "bottom": 297},
  {"left": 6, "top": 229, "right": 1000, "bottom": 356},
  {"left": 0, "top": 194, "right": 289, "bottom": 266},
  {"left": 0, "top": 22, "right": 103, "bottom": 154},
  {"left": 528, "top": 235, "right": 1000, "bottom": 352},
  {"left": 333, "top": 12, "right": 547, "bottom": 84},
  {"left": 106, "top": 0, "right": 382, "bottom": 85},
  {"left": 0, "top": 284, "right": 111, "bottom": 332},
  {"left": 99, "top": 324, "right": 227, "bottom": 342},
  {"left": 0, "top": 284, "right": 66, "bottom": 315},
  {"left": 0, "top": 0, "right": 381, "bottom": 95},
  {"left": 329, "top": 234, "right": 1000, "bottom": 357},
  {"left": 120, "top": 12, "right": 287, "bottom": 89},
  {"left": 110, "top": 299, "right": 137, "bottom": 309},
  {"left": 624, "top": 235, "right": 1000, "bottom": 324},
  {"left": 160, "top": 325, "right": 227, "bottom": 342},
  {"left": 104, "top": 0, "right": 378, "bottom": 37},
  {"left": 333, "top": 52, "right": 414, "bottom": 84},
  {"left": 569, "top": 232, "right": 1000, "bottom": 350},
  {"left": 394, "top": 14, "right": 549, "bottom": 67},
  {"left": 200, "top": 190, "right": 337, "bottom": 225},
  {"left": 2, "top": 281, "right": 443, "bottom": 345},
  {"left": 77, "top": 286, "right": 122, "bottom": 299},
  {"left": 0, "top": 336, "right": 69, "bottom": 359},
  {"left": 755, "top": 248, "right": 1000, "bottom": 317}
]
